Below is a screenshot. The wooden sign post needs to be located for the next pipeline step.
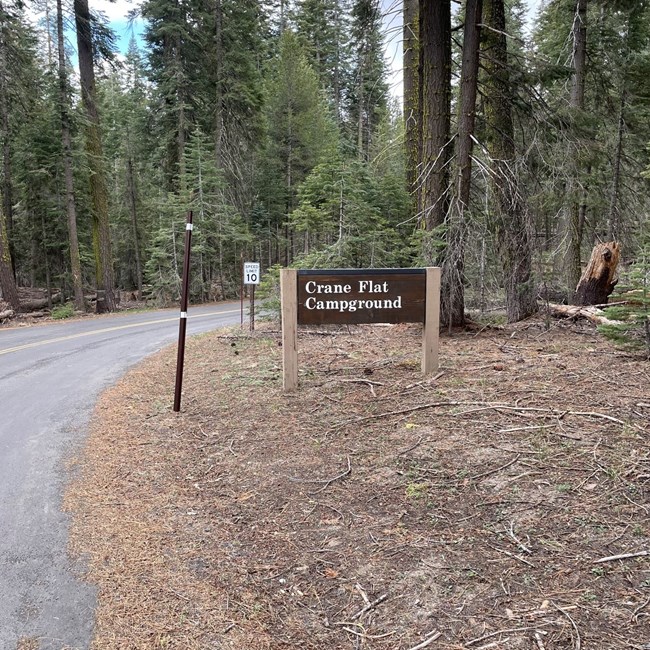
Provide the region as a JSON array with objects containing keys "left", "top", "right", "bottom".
[{"left": 281, "top": 267, "right": 441, "bottom": 391}]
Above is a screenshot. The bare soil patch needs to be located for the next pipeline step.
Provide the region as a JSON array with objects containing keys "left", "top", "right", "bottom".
[{"left": 65, "top": 319, "right": 650, "bottom": 649}]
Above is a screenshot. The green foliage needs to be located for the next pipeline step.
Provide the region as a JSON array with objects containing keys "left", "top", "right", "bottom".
[
  {"left": 256, "top": 263, "right": 283, "bottom": 320},
  {"left": 51, "top": 302, "right": 75, "bottom": 320},
  {"left": 290, "top": 154, "right": 405, "bottom": 268},
  {"left": 292, "top": 0, "right": 351, "bottom": 122},
  {"left": 143, "top": 128, "right": 251, "bottom": 304},
  {"left": 7, "top": 0, "right": 650, "bottom": 326}
]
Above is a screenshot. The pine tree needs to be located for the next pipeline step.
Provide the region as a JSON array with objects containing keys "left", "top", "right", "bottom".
[
  {"left": 290, "top": 155, "right": 400, "bottom": 268},
  {"left": 56, "top": 0, "right": 84, "bottom": 310},
  {"left": 0, "top": 2, "right": 15, "bottom": 306},
  {"left": 482, "top": 0, "right": 536, "bottom": 322},
  {"left": 260, "top": 30, "right": 338, "bottom": 265},
  {"left": 74, "top": 0, "right": 116, "bottom": 310},
  {"left": 293, "top": 0, "right": 350, "bottom": 123},
  {"left": 349, "top": 0, "right": 388, "bottom": 160},
  {"left": 403, "top": 0, "right": 419, "bottom": 201}
]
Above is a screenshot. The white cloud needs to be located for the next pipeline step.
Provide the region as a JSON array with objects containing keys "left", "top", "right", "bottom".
[{"left": 91, "top": 0, "right": 141, "bottom": 23}]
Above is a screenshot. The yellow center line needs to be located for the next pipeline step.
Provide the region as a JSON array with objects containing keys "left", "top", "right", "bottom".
[{"left": 0, "top": 309, "right": 240, "bottom": 357}]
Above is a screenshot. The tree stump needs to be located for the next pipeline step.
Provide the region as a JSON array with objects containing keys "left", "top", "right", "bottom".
[{"left": 573, "top": 241, "right": 620, "bottom": 306}]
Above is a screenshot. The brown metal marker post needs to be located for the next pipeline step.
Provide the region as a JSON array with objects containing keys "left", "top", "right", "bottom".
[
  {"left": 249, "top": 285, "right": 255, "bottom": 331},
  {"left": 173, "top": 211, "right": 193, "bottom": 412}
]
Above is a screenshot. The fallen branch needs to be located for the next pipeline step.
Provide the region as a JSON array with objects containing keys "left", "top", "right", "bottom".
[
  {"left": 466, "top": 626, "right": 542, "bottom": 646},
  {"left": 593, "top": 550, "right": 649, "bottom": 564},
  {"left": 331, "top": 401, "right": 647, "bottom": 434},
  {"left": 489, "top": 545, "right": 535, "bottom": 567},
  {"left": 631, "top": 595, "right": 650, "bottom": 623},
  {"left": 308, "top": 457, "right": 352, "bottom": 495},
  {"left": 342, "top": 627, "right": 395, "bottom": 640},
  {"left": 470, "top": 454, "right": 520, "bottom": 481},
  {"left": 552, "top": 602, "right": 581, "bottom": 650},
  {"left": 405, "top": 630, "right": 442, "bottom": 650},
  {"left": 350, "top": 592, "right": 388, "bottom": 620}
]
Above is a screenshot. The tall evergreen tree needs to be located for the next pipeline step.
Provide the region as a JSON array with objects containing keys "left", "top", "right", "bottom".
[
  {"left": 74, "top": 0, "right": 116, "bottom": 310},
  {"left": 482, "top": 0, "right": 536, "bottom": 322},
  {"left": 57, "top": 0, "right": 84, "bottom": 310},
  {"left": 418, "top": 0, "right": 451, "bottom": 238},
  {"left": 349, "top": 0, "right": 388, "bottom": 159},
  {"left": 261, "top": 30, "right": 337, "bottom": 264},
  {"left": 442, "top": 0, "right": 483, "bottom": 328},
  {"left": 0, "top": 0, "right": 39, "bottom": 307},
  {"left": 141, "top": 0, "right": 194, "bottom": 190},
  {"left": 293, "top": 0, "right": 350, "bottom": 123},
  {"left": 403, "top": 0, "right": 419, "bottom": 201}
]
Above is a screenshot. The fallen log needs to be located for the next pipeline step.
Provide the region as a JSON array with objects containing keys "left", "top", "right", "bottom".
[
  {"left": 574, "top": 241, "right": 620, "bottom": 305},
  {"left": 547, "top": 302, "right": 623, "bottom": 327},
  {"left": 19, "top": 292, "right": 62, "bottom": 312}
]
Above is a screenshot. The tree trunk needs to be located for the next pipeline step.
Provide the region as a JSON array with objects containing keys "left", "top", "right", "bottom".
[
  {"left": 574, "top": 241, "right": 620, "bottom": 306},
  {"left": 0, "top": 203, "right": 18, "bottom": 308},
  {"left": 74, "top": 0, "right": 116, "bottom": 311},
  {"left": 564, "top": 0, "right": 588, "bottom": 300},
  {"left": 546, "top": 302, "right": 623, "bottom": 326},
  {"left": 482, "top": 0, "right": 537, "bottom": 323},
  {"left": 57, "top": 0, "right": 85, "bottom": 312},
  {"left": 126, "top": 156, "right": 143, "bottom": 300},
  {"left": 441, "top": 0, "right": 483, "bottom": 329},
  {"left": 607, "top": 89, "right": 625, "bottom": 240},
  {"left": 455, "top": 0, "right": 482, "bottom": 213},
  {"left": 419, "top": 0, "right": 451, "bottom": 236},
  {"left": 0, "top": 0, "right": 17, "bottom": 308},
  {"left": 0, "top": 0, "right": 15, "bottom": 277},
  {"left": 403, "top": 0, "right": 419, "bottom": 203}
]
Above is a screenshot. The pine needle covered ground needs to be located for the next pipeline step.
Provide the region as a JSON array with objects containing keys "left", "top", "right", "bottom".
[{"left": 65, "top": 319, "right": 650, "bottom": 649}]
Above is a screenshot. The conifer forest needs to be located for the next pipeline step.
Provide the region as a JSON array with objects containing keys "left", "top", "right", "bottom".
[{"left": 1, "top": 0, "right": 650, "bottom": 332}]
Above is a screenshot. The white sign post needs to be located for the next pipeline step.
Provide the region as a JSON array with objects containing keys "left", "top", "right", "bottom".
[{"left": 243, "top": 262, "right": 260, "bottom": 331}]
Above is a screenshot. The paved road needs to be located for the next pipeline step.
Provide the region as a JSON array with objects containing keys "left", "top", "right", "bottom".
[{"left": 0, "top": 303, "right": 242, "bottom": 650}]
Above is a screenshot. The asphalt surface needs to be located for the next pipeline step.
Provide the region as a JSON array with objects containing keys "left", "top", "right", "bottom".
[{"left": 0, "top": 303, "right": 242, "bottom": 649}]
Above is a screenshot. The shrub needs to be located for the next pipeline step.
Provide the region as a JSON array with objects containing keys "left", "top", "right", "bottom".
[{"left": 51, "top": 302, "right": 75, "bottom": 320}]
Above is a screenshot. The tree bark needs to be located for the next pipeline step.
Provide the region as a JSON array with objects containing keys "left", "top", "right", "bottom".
[
  {"left": 565, "top": 0, "right": 588, "bottom": 301},
  {"left": 57, "top": 0, "right": 85, "bottom": 312},
  {"left": 0, "top": 0, "right": 15, "bottom": 277},
  {"left": 607, "top": 90, "right": 625, "bottom": 240},
  {"left": 74, "top": 0, "right": 116, "bottom": 311},
  {"left": 126, "top": 156, "right": 143, "bottom": 300},
  {"left": 455, "top": 0, "right": 482, "bottom": 212},
  {"left": 419, "top": 0, "right": 451, "bottom": 236},
  {"left": 441, "top": 0, "right": 483, "bottom": 329},
  {"left": 482, "top": 0, "right": 537, "bottom": 323},
  {"left": 574, "top": 241, "right": 620, "bottom": 306},
  {"left": 0, "top": 202, "right": 18, "bottom": 308},
  {"left": 403, "top": 0, "right": 419, "bottom": 199}
]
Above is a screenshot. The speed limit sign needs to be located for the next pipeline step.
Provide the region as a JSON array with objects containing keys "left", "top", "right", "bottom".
[{"left": 243, "top": 262, "right": 260, "bottom": 285}]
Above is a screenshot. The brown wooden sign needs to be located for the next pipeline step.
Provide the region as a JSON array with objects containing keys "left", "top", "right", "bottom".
[
  {"left": 281, "top": 267, "right": 441, "bottom": 391},
  {"left": 297, "top": 269, "right": 426, "bottom": 325}
]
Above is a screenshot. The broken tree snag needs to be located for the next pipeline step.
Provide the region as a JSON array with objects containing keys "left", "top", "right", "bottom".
[{"left": 574, "top": 241, "right": 621, "bottom": 306}]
